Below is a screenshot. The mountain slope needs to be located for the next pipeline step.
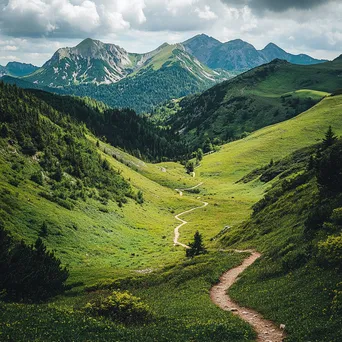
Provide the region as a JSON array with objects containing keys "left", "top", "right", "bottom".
[
  {"left": 261, "top": 43, "right": 325, "bottom": 65},
  {"left": 0, "top": 82, "right": 199, "bottom": 280},
  {"left": 159, "top": 57, "right": 342, "bottom": 149},
  {"left": 24, "top": 38, "right": 133, "bottom": 86},
  {"left": 40, "top": 43, "right": 233, "bottom": 113},
  {"left": 182, "top": 34, "right": 326, "bottom": 72},
  {"left": 23, "top": 39, "right": 231, "bottom": 88},
  {"left": 15, "top": 39, "right": 233, "bottom": 113},
  {"left": 0, "top": 62, "right": 38, "bottom": 77}
]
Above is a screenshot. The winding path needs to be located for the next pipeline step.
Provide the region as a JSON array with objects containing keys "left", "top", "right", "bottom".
[
  {"left": 173, "top": 184, "right": 285, "bottom": 341},
  {"left": 174, "top": 182, "right": 207, "bottom": 248},
  {"left": 210, "top": 250, "right": 285, "bottom": 342}
]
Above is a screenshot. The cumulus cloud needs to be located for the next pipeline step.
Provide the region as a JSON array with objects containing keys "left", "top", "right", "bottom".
[
  {"left": 0, "top": 0, "right": 148, "bottom": 37},
  {"left": 220, "top": 0, "right": 334, "bottom": 13},
  {"left": 195, "top": 6, "right": 218, "bottom": 20},
  {"left": 0, "top": 0, "right": 341, "bottom": 65}
]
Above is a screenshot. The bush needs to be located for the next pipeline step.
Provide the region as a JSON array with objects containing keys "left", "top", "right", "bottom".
[
  {"left": 84, "top": 291, "right": 153, "bottom": 324},
  {"left": 317, "top": 234, "right": 342, "bottom": 268},
  {"left": 30, "top": 171, "right": 43, "bottom": 185}
]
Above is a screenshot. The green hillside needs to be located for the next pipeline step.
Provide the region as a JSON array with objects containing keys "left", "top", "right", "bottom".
[
  {"left": 1, "top": 79, "right": 342, "bottom": 340},
  {"left": 159, "top": 57, "right": 342, "bottom": 150},
  {"left": 0, "top": 83, "right": 256, "bottom": 341}
]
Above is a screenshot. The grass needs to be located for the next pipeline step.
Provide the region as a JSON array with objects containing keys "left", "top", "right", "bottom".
[
  {"left": 155, "top": 95, "right": 342, "bottom": 244},
  {"left": 0, "top": 134, "right": 202, "bottom": 286},
  {"left": 2, "top": 91, "right": 342, "bottom": 341},
  {"left": 0, "top": 252, "right": 255, "bottom": 342}
]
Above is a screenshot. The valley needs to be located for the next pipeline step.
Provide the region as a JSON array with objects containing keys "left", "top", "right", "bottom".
[{"left": 0, "top": 28, "right": 342, "bottom": 342}]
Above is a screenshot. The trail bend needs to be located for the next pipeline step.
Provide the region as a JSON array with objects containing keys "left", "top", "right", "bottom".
[
  {"left": 173, "top": 182, "right": 207, "bottom": 248},
  {"left": 173, "top": 184, "right": 285, "bottom": 341},
  {"left": 210, "top": 250, "right": 286, "bottom": 342}
]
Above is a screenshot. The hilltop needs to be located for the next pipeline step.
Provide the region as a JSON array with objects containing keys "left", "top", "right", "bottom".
[{"left": 156, "top": 56, "right": 342, "bottom": 149}]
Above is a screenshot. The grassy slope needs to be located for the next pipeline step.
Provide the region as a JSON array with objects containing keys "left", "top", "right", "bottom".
[
  {"left": 148, "top": 95, "right": 342, "bottom": 245},
  {"left": 162, "top": 58, "right": 342, "bottom": 148},
  {"left": 0, "top": 252, "right": 255, "bottom": 342},
  {"left": 0, "top": 134, "right": 201, "bottom": 285}
]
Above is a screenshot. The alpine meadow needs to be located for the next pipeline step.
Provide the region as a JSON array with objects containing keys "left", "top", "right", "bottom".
[{"left": 1, "top": 1, "right": 342, "bottom": 341}]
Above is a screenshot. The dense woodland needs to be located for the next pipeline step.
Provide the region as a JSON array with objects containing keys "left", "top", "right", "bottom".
[
  {"left": 30, "top": 89, "right": 189, "bottom": 162},
  {"left": 0, "top": 82, "right": 136, "bottom": 207},
  {"left": 42, "top": 64, "right": 214, "bottom": 114}
]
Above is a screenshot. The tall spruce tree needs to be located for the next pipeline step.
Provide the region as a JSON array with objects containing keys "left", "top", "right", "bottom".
[
  {"left": 323, "top": 126, "right": 337, "bottom": 149},
  {"left": 186, "top": 231, "right": 207, "bottom": 258}
]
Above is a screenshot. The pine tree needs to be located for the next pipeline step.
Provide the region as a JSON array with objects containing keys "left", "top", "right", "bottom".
[
  {"left": 323, "top": 126, "right": 337, "bottom": 149},
  {"left": 185, "top": 160, "right": 195, "bottom": 174},
  {"left": 186, "top": 231, "right": 207, "bottom": 258},
  {"left": 39, "top": 221, "right": 48, "bottom": 237}
]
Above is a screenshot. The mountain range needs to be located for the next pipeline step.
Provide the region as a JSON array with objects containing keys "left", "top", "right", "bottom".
[
  {"left": 1, "top": 35, "right": 330, "bottom": 113},
  {"left": 1, "top": 28, "right": 342, "bottom": 342},
  {"left": 155, "top": 55, "right": 342, "bottom": 149},
  {"left": 24, "top": 38, "right": 231, "bottom": 87},
  {"left": 183, "top": 34, "right": 326, "bottom": 71}
]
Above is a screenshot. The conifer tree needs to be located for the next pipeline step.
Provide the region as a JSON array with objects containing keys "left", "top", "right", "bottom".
[
  {"left": 323, "top": 126, "right": 337, "bottom": 149},
  {"left": 186, "top": 231, "right": 207, "bottom": 258}
]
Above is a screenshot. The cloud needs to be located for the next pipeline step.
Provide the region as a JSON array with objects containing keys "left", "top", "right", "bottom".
[
  {"left": 3, "top": 45, "right": 18, "bottom": 51},
  {"left": 220, "top": 0, "right": 333, "bottom": 13},
  {"left": 0, "top": 0, "right": 341, "bottom": 66},
  {"left": 195, "top": 5, "right": 218, "bottom": 20},
  {"left": 0, "top": 0, "right": 147, "bottom": 37}
]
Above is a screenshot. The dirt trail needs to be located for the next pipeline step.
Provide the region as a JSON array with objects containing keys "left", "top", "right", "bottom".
[
  {"left": 174, "top": 183, "right": 207, "bottom": 248},
  {"left": 175, "top": 182, "right": 204, "bottom": 197},
  {"left": 210, "top": 251, "right": 285, "bottom": 342}
]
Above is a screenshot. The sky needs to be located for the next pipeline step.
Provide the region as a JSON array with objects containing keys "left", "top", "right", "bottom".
[{"left": 0, "top": 0, "right": 341, "bottom": 66}]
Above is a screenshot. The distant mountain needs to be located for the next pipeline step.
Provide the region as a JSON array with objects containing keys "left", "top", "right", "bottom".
[
  {"left": 23, "top": 38, "right": 232, "bottom": 88},
  {"left": 24, "top": 38, "right": 133, "bottom": 86},
  {"left": 260, "top": 43, "right": 325, "bottom": 65},
  {"left": 0, "top": 62, "right": 38, "bottom": 77},
  {"left": 182, "top": 34, "right": 327, "bottom": 72},
  {"left": 181, "top": 34, "right": 221, "bottom": 65}
]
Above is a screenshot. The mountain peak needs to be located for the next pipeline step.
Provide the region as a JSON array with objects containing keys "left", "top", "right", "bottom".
[
  {"left": 184, "top": 33, "right": 220, "bottom": 44},
  {"left": 76, "top": 38, "right": 100, "bottom": 48},
  {"left": 225, "top": 39, "right": 253, "bottom": 48},
  {"left": 264, "top": 42, "right": 281, "bottom": 49}
]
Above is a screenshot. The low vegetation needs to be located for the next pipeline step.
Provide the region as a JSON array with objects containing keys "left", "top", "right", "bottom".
[{"left": 225, "top": 131, "right": 342, "bottom": 341}]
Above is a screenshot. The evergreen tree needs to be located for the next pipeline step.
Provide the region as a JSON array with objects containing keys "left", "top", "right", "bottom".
[
  {"left": 186, "top": 231, "right": 207, "bottom": 258},
  {"left": 185, "top": 160, "right": 195, "bottom": 174},
  {"left": 39, "top": 221, "right": 48, "bottom": 237},
  {"left": 323, "top": 126, "right": 337, "bottom": 149},
  {"left": 196, "top": 148, "right": 203, "bottom": 165},
  {"left": 203, "top": 138, "right": 213, "bottom": 153}
]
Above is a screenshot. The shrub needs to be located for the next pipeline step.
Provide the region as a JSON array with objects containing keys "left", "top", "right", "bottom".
[
  {"left": 30, "top": 171, "right": 44, "bottom": 185},
  {"left": 136, "top": 190, "right": 144, "bottom": 204},
  {"left": 83, "top": 291, "right": 153, "bottom": 324},
  {"left": 317, "top": 234, "right": 342, "bottom": 268}
]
